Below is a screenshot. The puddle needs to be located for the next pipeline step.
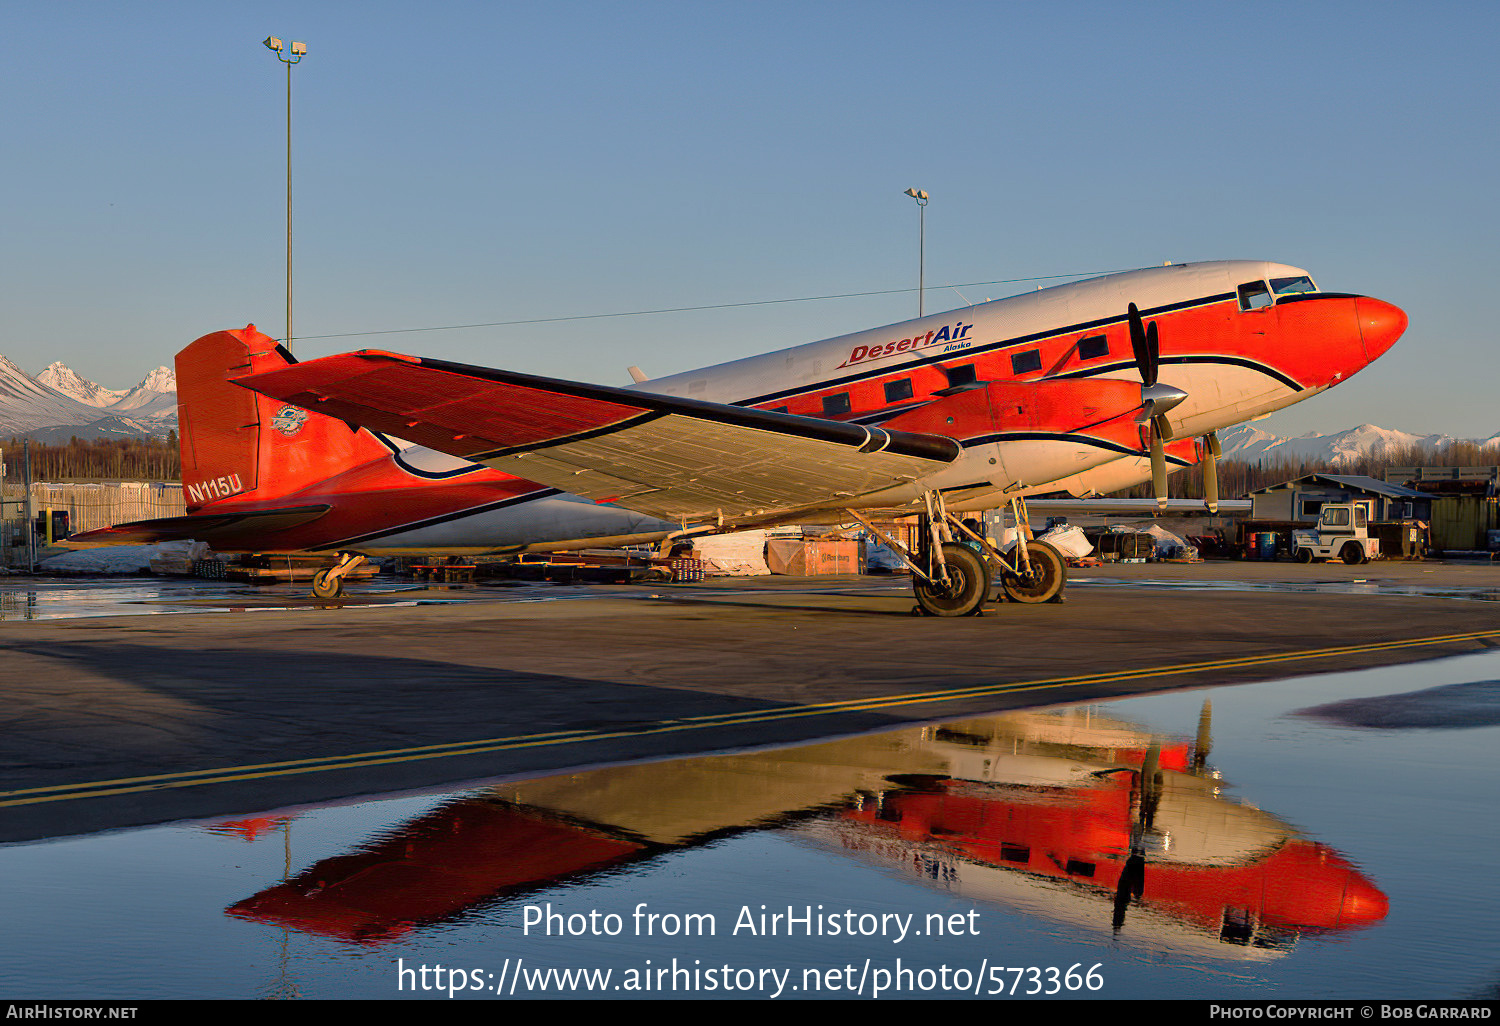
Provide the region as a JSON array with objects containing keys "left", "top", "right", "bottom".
[
  {"left": 3, "top": 651, "right": 1498, "bottom": 998},
  {"left": 0, "top": 577, "right": 608, "bottom": 620}
]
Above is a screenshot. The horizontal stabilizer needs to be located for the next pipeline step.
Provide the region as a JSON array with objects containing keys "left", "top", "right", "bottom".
[{"left": 63, "top": 505, "right": 332, "bottom": 548}]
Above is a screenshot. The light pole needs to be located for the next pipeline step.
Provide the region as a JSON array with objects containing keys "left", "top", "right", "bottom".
[
  {"left": 903, "top": 187, "right": 928, "bottom": 317},
  {"left": 264, "top": 36, "right": 306, "bottom": 351}
]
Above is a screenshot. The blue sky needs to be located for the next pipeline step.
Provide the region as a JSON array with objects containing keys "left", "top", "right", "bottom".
[{"left": 3, "top": 1, "right": 1494, "bottom": 437}]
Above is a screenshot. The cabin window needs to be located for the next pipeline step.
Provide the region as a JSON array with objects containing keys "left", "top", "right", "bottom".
[
  {"left": 1077, "top": 335, "right": 1109, "bottom": 360},
  {"left": 1271, "top": 275, "right": 1317, "bottom": 296},
  {"left": 884, "top": 378, "right": 914, "bottom": 403},
  {"left": 1237, "top": 280, "right": 1273, "bottom": 311},
  {"left": 1000, "top": 843, "right": 1030, "bottom": 863},
  {"left": 1010, "top": 350, "right": 1042, "bottom": 374},
  {"left": 945, "top": 363, "right": 978, "bottom": 387},
  {"left": 1065, "top": 859, "right": 1096, "bottom": 878},
  {"left": 767, "top": 406, "right": 789, "bottom": 414},
  {"left": 822, "top": 392, "right": 851, "bottom": 416},
  {"left": 1355, "top": 506, "right": 1367, "bottom": 528},
  {"left": 1323, "top": 506, "right": 1351, "bottom": 528}
]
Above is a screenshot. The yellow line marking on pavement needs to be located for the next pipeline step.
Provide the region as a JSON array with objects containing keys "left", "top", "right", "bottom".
[{"left": 6, "top": 628, "right": 1498, "bottom": 809}]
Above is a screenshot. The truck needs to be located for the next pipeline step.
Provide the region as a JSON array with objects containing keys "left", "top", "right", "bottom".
[{"left": 1293, "top": 504, "right": 1381, "bottom": 564}]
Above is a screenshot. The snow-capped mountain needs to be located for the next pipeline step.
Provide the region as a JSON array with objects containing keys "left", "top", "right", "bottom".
[
  {"left": 0, "top": 354, "right": 105, "bottom": 435},
  {"left": 1219, "top": 423, "right": 1500, "bottom": 465},
  {"left": 0, "top": 354, "right": 177, "bottom": 439},
  {"left": 108, "top": 367, "right": 177, "bottom": 421},
  {"left": 36, "top": 362, "right": 128, "bottom": 408}
]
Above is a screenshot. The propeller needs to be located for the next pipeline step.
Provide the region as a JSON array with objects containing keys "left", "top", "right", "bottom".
[
  {"left": 1112, "top": 741, "right": 1162, "bottom": 934},
  {"left": 1127, "top": 303, "right": 1188, "bottom": 508}
]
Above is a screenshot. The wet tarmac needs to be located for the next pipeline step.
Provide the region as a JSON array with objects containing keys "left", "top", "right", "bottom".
[
  {"left": 5, "top": 562, "right": 1500, "bottom": 623},
  {"left": 2, "top": 651, "right": 1497, "bottom": 1000}
]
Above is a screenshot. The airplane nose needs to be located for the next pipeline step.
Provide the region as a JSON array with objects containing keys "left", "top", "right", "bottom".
[
  {"left": 1355, "top": 297, "right": 1407, "bottom": 363},
  {"left": 1337, "top": 871, "right": 1390, "bottom": 926}
]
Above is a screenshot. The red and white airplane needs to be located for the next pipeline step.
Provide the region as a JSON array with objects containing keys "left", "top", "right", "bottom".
[{"left": 71, "top": 260, "right": 1405, "bottom": 615}]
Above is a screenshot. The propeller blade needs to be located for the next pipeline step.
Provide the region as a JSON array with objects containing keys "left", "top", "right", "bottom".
[
  {"left": 1193, "top": 699, "right": 1213, "bottom": 772},
  {"left": 1140, "top": 743, "right": 1162, "bottom": 829},
  {"left": 1145, "top": 319, "right": 1159, "bottom": 386},
  {"left": 1150, "top": 429, "right": 1167, "bottom": 509},
  {"left": 1152, "top": 412, "right": 1174, "bottom": 443},
  {"left": 1127, "top": 303, "right": 1156, "bottom": 387},
  {"left": 1202, "top": 432, "right": 1220, "bottom": 514}
]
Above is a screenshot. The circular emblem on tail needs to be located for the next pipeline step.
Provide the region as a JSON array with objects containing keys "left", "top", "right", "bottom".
[{"left": 272, "top": 404, "right": 309, "bottom": 437}]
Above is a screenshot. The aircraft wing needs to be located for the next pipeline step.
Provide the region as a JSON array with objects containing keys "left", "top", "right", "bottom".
[
  {"left": 63, "top": 505, "right": 332, "bottom": 547},
  {"left": 235, "top": 351, "right": 960, "bottom": 523}
]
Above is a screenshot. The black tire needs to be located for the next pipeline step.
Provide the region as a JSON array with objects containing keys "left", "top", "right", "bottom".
[
  {"left": 1296, "top": 547, "right": 1314, "bottom": 564},
  {"left": 311, "top": 568, "right": 343, "bottom": 599},
  {"left": 914, "top": 543, "right": 989, "bottom": 617},
  {"left": 1001, "top": 540, "right": 1066, "bottom": 604},
  {"left": 1340, "top": 542, "right": 1364, "bottom": 565}
]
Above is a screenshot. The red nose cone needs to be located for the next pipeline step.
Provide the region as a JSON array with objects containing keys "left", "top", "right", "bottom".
[{"left": 1356, "top": 297, "right": 1407, "bottom": 363}]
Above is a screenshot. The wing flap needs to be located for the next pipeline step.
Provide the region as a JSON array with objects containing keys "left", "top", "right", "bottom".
[{"left": 236, "top": 352, "right": 960, "bottom": 521}]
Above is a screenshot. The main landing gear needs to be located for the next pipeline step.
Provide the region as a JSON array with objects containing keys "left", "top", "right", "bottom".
[
  {"left": 845, "top": 493, "right": 1067, "bottom": 618},
  {"left": 311, "top": 553, "right": 368, "bottom": 599}
]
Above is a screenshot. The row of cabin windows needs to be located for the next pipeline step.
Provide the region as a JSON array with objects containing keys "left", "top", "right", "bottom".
[
  {"left": 777, "top": 281, "right": 1321, "bottom": 417},
  {"left": 807, "top": 335, "right": 1113, "bottom": 416}
]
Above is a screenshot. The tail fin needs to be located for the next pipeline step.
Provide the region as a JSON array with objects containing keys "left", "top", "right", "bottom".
[{"left": 177, "top": 325, "right": 392, "bottom": 511}]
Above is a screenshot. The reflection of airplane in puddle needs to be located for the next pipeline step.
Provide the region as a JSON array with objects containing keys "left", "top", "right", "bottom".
[{"left": 224, "top": 705, "right": 1386, "bottom": 954}]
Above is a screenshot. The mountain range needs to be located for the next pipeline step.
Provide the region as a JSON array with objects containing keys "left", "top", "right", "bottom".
[
  {"left": 1217, "top": 422, "right": 1500, "bottom": 465},
  {"left": 1, "top": 356, "right": 176, "bottom": 441}
]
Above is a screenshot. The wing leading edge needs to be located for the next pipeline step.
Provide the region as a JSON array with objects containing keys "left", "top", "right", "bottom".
[{"left": 235, "top": 352, "right": 961, "bottom": 524}]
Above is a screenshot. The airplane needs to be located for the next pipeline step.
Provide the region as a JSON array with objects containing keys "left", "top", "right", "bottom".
[{"left": 69, "top": 260, "right": 1406, "bottom": 617}]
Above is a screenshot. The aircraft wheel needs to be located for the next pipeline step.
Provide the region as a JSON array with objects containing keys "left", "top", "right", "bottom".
[
  {"left": 914, "top": 543, "right": 988, "bottom": 618},
  {"left": 1001, "top": 540, "right": 1066, "bottom": 604},
  {"left": 1340, "top": 542, "right": 1364, "bottom": 565},
  {"left": 1296, "top": 547, "right": 1314, "bottom": 564},
  {"left": 311, "top": 568, "right": 343, "bottom": 599}
]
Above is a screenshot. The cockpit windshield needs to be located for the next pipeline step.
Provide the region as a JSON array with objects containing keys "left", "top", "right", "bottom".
[{"left": 1271, "top": 275, "right": 1317, "bottom": 296}]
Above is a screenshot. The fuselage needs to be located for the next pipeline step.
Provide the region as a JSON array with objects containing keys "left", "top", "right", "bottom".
[{"left": 276, "top": 260, "right": 1406, "bottom": 550}]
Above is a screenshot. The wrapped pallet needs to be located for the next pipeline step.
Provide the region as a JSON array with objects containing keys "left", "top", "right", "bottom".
[{"left": 692, "top": 530, "right": 770, "bottom": 576}]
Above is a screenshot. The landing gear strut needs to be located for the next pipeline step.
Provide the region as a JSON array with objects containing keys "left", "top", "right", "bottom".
[
  {"left": 311, "top": 553, "right": 367, "bottom": 599},
  {"left": 844, "top": 493, "right": 1068, "bottom": 618}
]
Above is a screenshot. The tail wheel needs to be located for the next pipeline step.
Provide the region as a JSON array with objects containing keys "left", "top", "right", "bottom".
[
  {"left": 1340, "top": 542, "right": 1364, "bottom": 565},
  {"left": 914, "top": 543, "right": 989, "bottom": 617},
  {"left": 311, "top": 568, "right": 343, "bottom": 599},
  {"left": 1001, "top": 540, "right": 1066, "bottom": 604}
]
